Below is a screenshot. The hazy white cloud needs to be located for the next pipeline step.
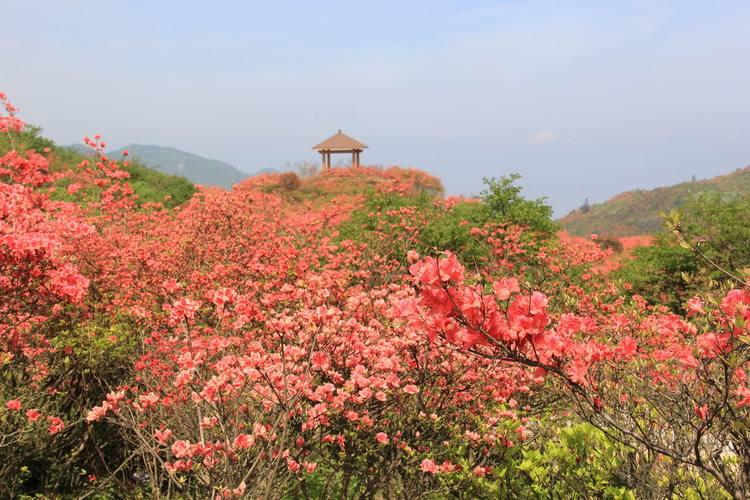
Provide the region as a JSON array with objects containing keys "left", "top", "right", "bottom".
[
  {"left": 727, "top": 131, "right": 743, "bottom": 141},
  {"left": 528, "top": 131, "right": 559, "bottom": 145}
]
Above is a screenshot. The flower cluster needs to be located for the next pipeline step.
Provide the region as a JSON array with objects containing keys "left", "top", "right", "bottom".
[{"left": 2, "top": 90, "right": 750, "bottom": 498}]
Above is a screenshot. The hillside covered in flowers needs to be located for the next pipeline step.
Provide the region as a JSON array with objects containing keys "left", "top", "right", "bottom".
[{"left": 3, "top": 92, "right": 750, "bottom": 499}]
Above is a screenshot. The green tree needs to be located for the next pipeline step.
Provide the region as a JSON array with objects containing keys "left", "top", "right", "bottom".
[
  {"left": 481, "top": 174, "right": 557, "bottom": 234},
  {"left": 679, "top": 192, "right": 750, "bottom": 279}
]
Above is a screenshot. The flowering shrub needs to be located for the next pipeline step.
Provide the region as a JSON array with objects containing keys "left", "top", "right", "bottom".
[
  {"left": 0, "top": 95, "right": 132, "bottom": 495},
  {"left": 2, "top": 91, "right": 749, "bottom": 498},
  {"left": 403, "top": 250, "right": 750, "bottom": 497}
]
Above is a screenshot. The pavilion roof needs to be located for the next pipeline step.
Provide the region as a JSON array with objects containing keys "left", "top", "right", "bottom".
[{"left": 313, "top": 130, "right": 368, "bottom": 151}]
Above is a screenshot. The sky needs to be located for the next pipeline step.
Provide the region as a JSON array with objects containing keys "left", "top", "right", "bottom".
[{"left": 3, "top": 0, "right": 750, "bottom": 216}]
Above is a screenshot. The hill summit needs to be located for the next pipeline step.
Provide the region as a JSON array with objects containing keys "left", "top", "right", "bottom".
[{"left": 560, "top": 165, "right": 750, "bottom": 236}]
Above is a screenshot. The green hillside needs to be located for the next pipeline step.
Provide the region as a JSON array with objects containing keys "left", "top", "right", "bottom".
[
  {"left": 560, "top": 166, "right": 750, "bottom": 236},
  {"left": 4, "top": 127, "right": 196, "bottom": 208}
]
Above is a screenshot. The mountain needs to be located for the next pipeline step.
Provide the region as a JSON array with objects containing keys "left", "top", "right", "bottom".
[
  {"left": 560, "top": 166, "right": 750, "bottom": 236},
  {"left": 105, "top": 144, "right": 257, "bottom": 188},
  {"left": 66, "top": 143, "right": 280, "bottom": 188},
  {"left": 64, "top": 143, "right": 92, "bottom": 156}
]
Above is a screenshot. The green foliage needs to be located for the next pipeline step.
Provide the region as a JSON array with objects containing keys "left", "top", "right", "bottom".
[
  {"left": 617, "top": 235, "right": 698, "bottom": 311},
  {"left": 122, "top": 159, "right": 196, "bottom": 208},
  {"left": 48, "top": 316, "right": 139, "bottom": 372},
  {"left": 680, "top": 192, "right": 750, "bottom": 278},
  {"left": 338, "top": 174, "right": 557, "bottom": 270},
  {"left": 433, "top": 422, "right": 635, "bottom": 499},
  {"left": 513, "top": 423, "right": 635, "bottom": 499},
  {"left": 3, "top": 315, "right": 138, "bottom": 497},
  {"left": 48, "top": 157, "right": 196, "bottom": 209},
  {"left": 481, "top": 174, "right": 557, "bottom": 234},
  {"left": 0, "top": 125, "right": 55, "bottom": 153},
  {"left": 618, "top": 192, "right": 750, "bottom": 311},
  {"left": 419, "top": 201, "right": 494, "bottom": 264},
  {"left": 298, "top": 409, "right": 460, "bottom": 498}
]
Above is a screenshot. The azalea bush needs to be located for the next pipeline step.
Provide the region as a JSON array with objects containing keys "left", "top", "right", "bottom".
[
  {"left": 403, "top": 251, "right": 750, "bottom": 498},
  {"left": 2, "top": 90, "right": 750, "bottom": 499}
]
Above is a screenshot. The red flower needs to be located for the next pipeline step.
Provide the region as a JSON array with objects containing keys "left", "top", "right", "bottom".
[
  {"left": 47, "top": 416, "right": 64, "bottom": 434},
  {"left": 736, "top": 386, "right": 750, "bottom": 408},
  {"left": 233, "top": 433, "right": 255, "bottom": 449},
  {"left": 420, "top": 458, "right": 438, "bottom": 474},
  {"left": 492, "top": 277, "right": 520, "bottom": 301},
  {"left": 154, "top": 428, "right": 173, "bottom": 445},
  {"left": 473, "top": 465, "right": 491, "bottom": 477},
  {"left": 171, "top": 440, "right": 192, "bottom": 458},
  {"left": 5, "top": 400, "right": 21, "bottom": 411},
  {"left": 403, "top": 384, "right": 420, "bottom": 395},
  {"left": 694, "top": 404, "right": 709, "bottom": 421},
  {"left": 86, "top": 403, "right": 110, "bottom": 422},
  {"left": 311, "top": 351, "right": 330, "bottom": 370}
]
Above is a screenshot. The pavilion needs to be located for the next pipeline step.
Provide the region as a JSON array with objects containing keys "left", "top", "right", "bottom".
[{"left": 313, "top": 130, "right": 367, "bottom": 170}]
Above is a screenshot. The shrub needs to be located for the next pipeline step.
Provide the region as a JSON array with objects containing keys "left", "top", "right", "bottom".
[
  {"left": 596, "top": 235, "right": 624, "bottom": 253},
  {"left": 279, "top": 171, "right": 301, "bottom": 190},
  {"left": 679, "top": 192, "right": 750, "bottom": 278},
  {"left": 618, "top": 192, "right": 750, "bottom": 311},
  {"left": 617, "top": 236, "right": 698, "bottom": 311},
  {"left": 338, "top": 174, "right": 557, "bottom": 281},
  {"left": 5, "top": 90, "right": 750, "bottom": 498},
  {"left": 406, "top": 251, "right": 750, "bottom": 499}
]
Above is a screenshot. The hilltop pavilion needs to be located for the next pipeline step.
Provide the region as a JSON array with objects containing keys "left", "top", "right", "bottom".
[{"left": 313, "top": 130, "right": 367, "bottom": 170}]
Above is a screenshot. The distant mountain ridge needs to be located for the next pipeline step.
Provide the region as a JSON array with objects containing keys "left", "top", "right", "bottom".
[
  {"left": 107, "top": 144, "right": 250, "bottom": 188},
  {"left": 560, "top": 165, "right": 750, "bottom": 236},
  {"left": 66, "top": 143, "right": 279, "bottom": 188}
]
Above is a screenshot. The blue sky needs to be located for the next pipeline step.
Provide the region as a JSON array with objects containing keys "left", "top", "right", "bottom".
[{"left": 4, "top": 0, "right": 750, "bottom": 215}]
